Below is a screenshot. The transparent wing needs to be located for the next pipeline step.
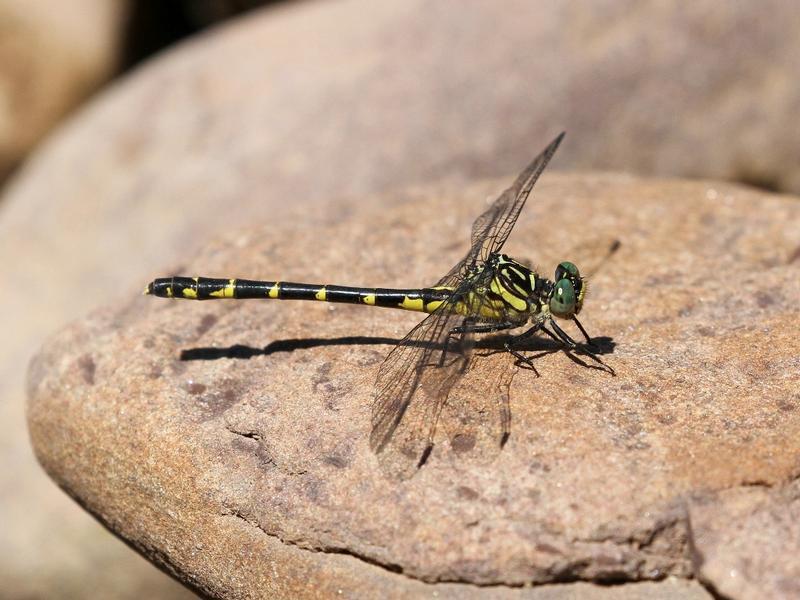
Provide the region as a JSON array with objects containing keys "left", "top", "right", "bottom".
[
  {"left": 371, "top": 134, "right": 564, "bottom": 472},
  {"left": 370, "top": 298, "right": 471, "bottom": 459},
  {"left": 436, "top": 132, "right": 564, "bottom": 287},
  {"left": 371, "top": 268, "right": 516, "bottom": 475},
  {"left": 472, "top": 132, "right": 564, "bottom": 261},
  {"left": 432, "top": 345, "right": 519, "bottom": 464}
]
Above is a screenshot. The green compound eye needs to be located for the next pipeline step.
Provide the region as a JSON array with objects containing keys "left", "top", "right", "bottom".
[
  {"left": 549, "top": 278, "right": 576, "bottom": 317},
  {"left": 555, "top": 261, "right": 579, "bottom": 282}
]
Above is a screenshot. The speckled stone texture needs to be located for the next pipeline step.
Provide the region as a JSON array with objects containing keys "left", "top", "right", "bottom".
[
  {"left": 27, "top": 173, "right": 799, "bottom": 598},
  {"left": 7, "top": 0, "right": 800, "bottom": 597},
  {"left": 689, "top": 480, "right": 800, "bottom": 599}
]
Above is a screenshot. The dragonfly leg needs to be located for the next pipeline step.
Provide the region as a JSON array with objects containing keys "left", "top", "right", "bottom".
[
  {"left": 503, "top": 323, "right": 543, "bottom": 375},
  {"left": 546, "top": 320, "right": 615, "bottom": 375},
  {"left": 440, "top": 319, "right": 519, "bottom": 368},
  {"left": 572, "top": 316, "right": 596, "bottom": 348},
  {"left": 450, "top": 320, "right": 518, "bottom": 335},
  {"left": 438, "top": 318, "right": 474, "bottom": 369}
]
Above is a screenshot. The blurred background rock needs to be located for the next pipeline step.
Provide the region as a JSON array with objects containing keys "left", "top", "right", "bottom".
[
  {"left": 0, "top": 0, "right": 272, "bottom": 188},
  {"left": 2, "top": 1, "right": 798, "bottom": 598},
  {"left": 2, "top": 2, "right": 275, "bottom": 598}
]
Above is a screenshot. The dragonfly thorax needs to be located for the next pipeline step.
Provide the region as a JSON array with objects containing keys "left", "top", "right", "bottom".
[
  {"left": 480, "top": 253, "right": 541, "bottom": 317},
  {"left": 482, "top": 254, "right": 586, "bottom": 321}
]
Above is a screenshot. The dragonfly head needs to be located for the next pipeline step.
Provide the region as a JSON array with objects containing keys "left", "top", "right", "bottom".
[{"left": 548, "top": 261, "right": 585, "bottom": 318}]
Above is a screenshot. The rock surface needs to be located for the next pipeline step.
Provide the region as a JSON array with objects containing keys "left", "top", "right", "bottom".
[
  {"left": 0, "top": 2, "right": 189, "bottom": 594},
  {"left": 689, "top": 480, "right": 800, "bottom": 599},
  {"left": 0, "top": 0, "right": 126, "bottom": 182},
  {"left": 28, "top": 172, "right": 800, "bottom": 597},
  {"left": 6, "top": 1, "right": 800, "bottom": 597}
]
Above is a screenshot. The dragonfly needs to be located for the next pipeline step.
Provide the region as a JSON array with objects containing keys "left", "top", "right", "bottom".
[{"left": 145, "top": 132, "right": 613, "bottom": 469}]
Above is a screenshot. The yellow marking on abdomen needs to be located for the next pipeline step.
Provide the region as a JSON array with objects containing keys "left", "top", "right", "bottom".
[
  {"left": 399, "top": 297, "right": 424, "bottom": 311},
  {"left": 210, "top": 279, "right": 236, "bottom": 298},
  {"left": 268, "top": 282, "right": 280, "bottom": 299},
  {"left": 425, "top": 299, "right": 447, "bottom": 313},
  {"left": 362, "top": 294, "right": 376, "bottom": 305},
  {"left": 166, "top": 286, "right": 173, "bottom": 298},
  {"left": 315, "top": 288, "right": 327, "bottom": 301},
  {"left": 182, "top": 287, "right": 197, "bottom": 299}
]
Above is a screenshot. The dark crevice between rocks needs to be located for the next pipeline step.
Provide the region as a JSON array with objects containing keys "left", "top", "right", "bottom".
[
  {"left": 685, "top": 494, "right": 751, "bottom": 600},
  {"left": 700, "top": 581, "right": 731, "bottom": 600},
  {"left": 119, "top": 1, "right": 286, "bottom": 72},
  {"left": 222, "top": 507, "right": 406, "bottom": 575},
  {"left": 221, "top": 505, "right": 703, "bottom": 589}
]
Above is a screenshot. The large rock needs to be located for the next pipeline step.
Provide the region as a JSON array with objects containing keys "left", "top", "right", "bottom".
[
  {"left": 27, "top": 172, "right": 800, "bottom": 597},
  {"left": 6, "top": 0, "right": 800, "bottom": 596},
  {"left": 0, "top": 2, "right": 190, "bottom": 594},
  {"left": 689, "top": 480, "right": 800, "bottom": 599},
  {"left": 0, "top": 0, "right": 126, "bottom": 182}
]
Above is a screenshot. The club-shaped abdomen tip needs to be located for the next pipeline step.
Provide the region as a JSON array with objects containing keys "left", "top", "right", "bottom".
[{"left": 145, "top": 278, "right": 174, "bottom": 298}]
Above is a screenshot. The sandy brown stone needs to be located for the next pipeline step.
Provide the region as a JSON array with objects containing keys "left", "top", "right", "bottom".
[
  {"left": 689, "top": 480, "right": 800, "bottom": 599},
  {"left": 6, "top": 1, "right": 800, "bottom": 597},
  {"left": 27, "top": 173, "right": 800, "bottom": 597},
  {"left": 0, "top": 5, "right": 185, "bottom": 595},
  {"left": 0, "top": 0, "right": 126, "bottom": 182}
]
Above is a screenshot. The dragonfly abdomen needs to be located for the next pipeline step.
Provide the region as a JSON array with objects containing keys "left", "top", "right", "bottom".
[{"left": 145, "top": 277, "right": 452, "bottom": 313}]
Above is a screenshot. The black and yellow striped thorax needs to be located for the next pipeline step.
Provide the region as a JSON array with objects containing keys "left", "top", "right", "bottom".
[
  {"left": 145, "top": 253, "right": 547, "bottom": 321},
  {"left": 456, "top": 253, "right": 545, "bottom": 321}
]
